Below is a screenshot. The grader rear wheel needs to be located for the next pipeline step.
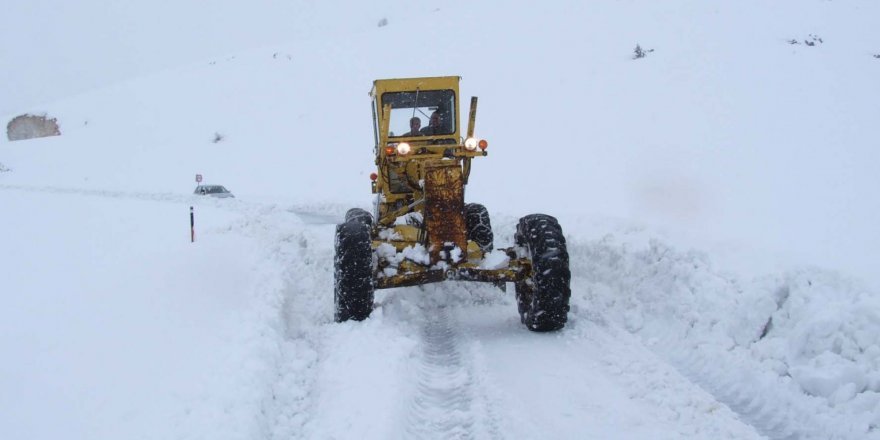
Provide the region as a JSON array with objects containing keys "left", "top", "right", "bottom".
[{"left": 465, "top": 203, "right": 494, "bottom": 252}]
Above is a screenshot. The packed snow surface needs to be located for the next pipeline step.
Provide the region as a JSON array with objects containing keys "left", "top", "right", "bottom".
[{"left": 2, "top": 1, "right": 879, "bottom": 439}]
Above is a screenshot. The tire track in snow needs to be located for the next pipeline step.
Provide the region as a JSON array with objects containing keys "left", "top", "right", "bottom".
[
  {"left": 404, "top": 305, "right": 481, "bottom": 440},
  {"left": 653, "top": 330, "right": 840, "bottom": 440}
]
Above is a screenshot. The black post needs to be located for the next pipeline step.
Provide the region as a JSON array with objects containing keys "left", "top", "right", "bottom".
[{"left": 190, "top": 206, "right": 195, "bottom": 242}]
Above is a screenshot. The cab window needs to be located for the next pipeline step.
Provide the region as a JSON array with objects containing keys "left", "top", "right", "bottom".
[{"left": 382, "top": 89, "right": 455, "bottom": 137}]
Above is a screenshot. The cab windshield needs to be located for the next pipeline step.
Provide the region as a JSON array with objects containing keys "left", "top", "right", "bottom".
[{"left": 382, "top": 89, "right": 455, "bottom": 138}]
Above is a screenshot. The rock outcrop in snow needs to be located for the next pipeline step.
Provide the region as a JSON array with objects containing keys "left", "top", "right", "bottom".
[{"left": 6, "top": 114, "right": 61, "bottom": 141}]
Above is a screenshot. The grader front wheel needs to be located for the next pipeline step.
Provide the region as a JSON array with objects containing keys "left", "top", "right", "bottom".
[
  {"left": 334, "top": 219, "right": 375, "bottom": 322},
  {"left": 514, "top": 214, "right": 571, "bottom": 332},
  {"left": 344, "top": 208, "right": 374, "bottom": 227}
]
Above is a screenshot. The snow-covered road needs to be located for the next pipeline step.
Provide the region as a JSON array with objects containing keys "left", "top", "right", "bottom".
[{"left": 0, "top": 185, "right": 768, "bottom": 439}]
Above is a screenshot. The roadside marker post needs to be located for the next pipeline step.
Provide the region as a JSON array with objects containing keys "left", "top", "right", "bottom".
[{"left": 191, "top": 174, "right": 201, "bottom": 242}]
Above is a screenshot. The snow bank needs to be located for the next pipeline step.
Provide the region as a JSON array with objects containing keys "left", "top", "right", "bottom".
[{"left": 570, "top": 230, "right": 880, "bottom": 439}]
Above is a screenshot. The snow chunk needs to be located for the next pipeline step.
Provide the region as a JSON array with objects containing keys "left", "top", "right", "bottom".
[
  {"left": 376, "top": 243, "right": 430, "bottom": 269},
  {"left": 449, "top": 246, "right": 462, "bottom": 263},
  {"left": 400, "top": 244, "right": 430, "bottom": 266},
  {"left": 376, "top": 243, "right": 398, "bottom": 261},
  {"left": 378, "top": 228, "right": 402, "bottom": 240},
  {"left": 394, "top": 212, "right": 423, "bottom": 226},
  {"left": 479, "top": 250, "right": 509, "bottom": 269}
]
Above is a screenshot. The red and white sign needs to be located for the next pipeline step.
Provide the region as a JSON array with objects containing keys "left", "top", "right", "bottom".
[{"left": 195, "top": 174, "right": 203, "bottom": 183}]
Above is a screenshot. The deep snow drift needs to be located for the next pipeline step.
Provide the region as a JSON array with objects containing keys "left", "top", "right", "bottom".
[{"left": 2, "top": 1, "right": 879, "bottom": 439}]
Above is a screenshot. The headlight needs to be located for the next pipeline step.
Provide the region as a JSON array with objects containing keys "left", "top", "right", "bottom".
[
  {"left": 464, "top": 137, "right": 478, "bottom": 151},
  {"left": 396, "top": 142, "right": 412, "bottom": 155}
]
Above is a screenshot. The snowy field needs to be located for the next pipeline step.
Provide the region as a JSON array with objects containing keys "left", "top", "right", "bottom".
[{"left": 2, "top": 1, "right": 880, "bottom": 439}]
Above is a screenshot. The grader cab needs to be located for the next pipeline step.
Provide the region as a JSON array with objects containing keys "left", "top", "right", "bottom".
[{"left": 334, "top": 76, "right": 571, "bottom": 331}]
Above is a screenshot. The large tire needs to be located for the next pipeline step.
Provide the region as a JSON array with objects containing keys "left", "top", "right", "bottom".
[
  {"left": 465, "top": 203, "right": 494, "bottom": 252},
  {"left": 344, "top": 208, "right": 373, "bottom": 228},
  {"left": 334, "top": 220, "right": 375, "bottom": 322},
  {"left": 514, "top": 214, "right": 571, "bottom": 332}
]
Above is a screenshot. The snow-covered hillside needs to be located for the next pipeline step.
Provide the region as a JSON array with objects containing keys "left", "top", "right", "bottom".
[{"left": 2, "top": 1, "right": 879, "bottom": 439}]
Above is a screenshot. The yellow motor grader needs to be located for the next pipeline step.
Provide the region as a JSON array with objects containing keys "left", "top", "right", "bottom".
[{"left": 335, "top": 76, "right": 570, "bottom": 331}]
